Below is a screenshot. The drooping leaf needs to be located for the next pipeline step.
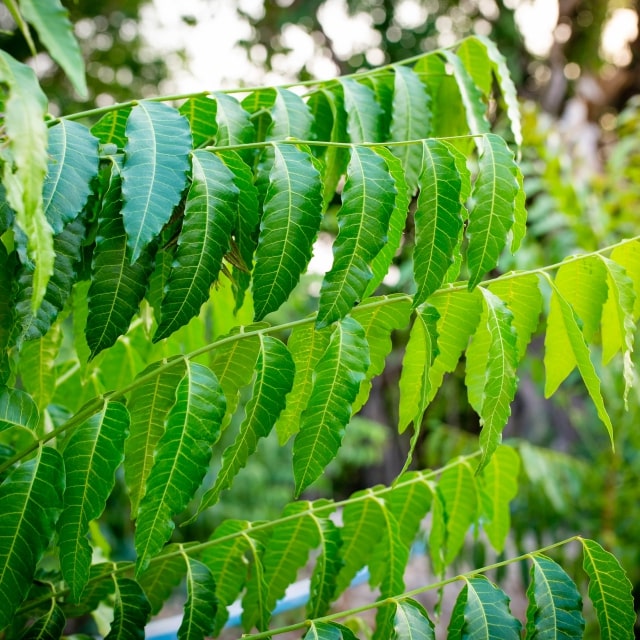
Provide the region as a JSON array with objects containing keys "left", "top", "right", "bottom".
[
  {"left": 213, "top": 91, "right": 255, "bottom": 150},
  {"left": 0, "top": 244, "right": 15, "bottom": 382},
  {"left": 413, "top": 139, "right": 463, "bottom": 307},
  {"left": 59, "top": 401, "right": 129, "bottom": 602},
  {"left": 90, "top": 108, "right": 131, "bottom": 148},
  {"left": 268, "top": 87, "right": 313, "bottom": 140},
  {"left": 364, "top": 71, "right": 394, "bottom": 140},
  {"left": 0, "top": 446, "right": 64, "bottom": 628},
  {"left": 135, "top": 362, "right": 225, "bottom": 574},
  {"left": 610, "top": 241, "right": 640, "bottom": 318},
  {"left": 178, "top": 556, "right": 217, "bottom": 640},
  {"left": 456, "top": 37, "right": 493, "bottom": 96},
  {"left": 428, "top": 484, "right": 447, "bottom": 575},
  {"left": 467, "top": 134, "right": 519, "bottom": 289},
  {"left": 393, "top": 598, "right": 435, "bottom": 640},
  {"left": 124, "top": 358, "right": 186, "bottom": 517},
  {"left": 199, "top": 335, "right": 294, "bottom": 511},
  {"left": 179, "top": 95, "right": 217, "bottom": 148},
  {"left": 0, "top": 52, "right": 52, "bottom": 312},
  {"left": 580, "top": 538, "right": 635, "bottom": 640},
  {"left": 525, "top": 554, "right": 584, "bottom": 639},
  {"left": 317, "top": 146, "right": 396, "bottom": 327},
  {"left": 387, "top": 473, "right": 434, "bottom": 547},
  {"left": 511, "top": 164, "right": 527, "bottom": 251},
  {"left": 86, "top": 166, "right": 155, "bottom": 358},
  {"left": 19, "top": 599, "right": 66, "bottom": 640},
  {"left": 464, "top": 288, "right": 519, "bottom": 470},
  {"left": 154, "top": 150, "right": 238, "bottom": 340},
  {"left": 340, "top": 77, "right": 383, "bottom": 143},
  {"left": 104, "top": 577, "right": 151, "bottom": 640},
  {"left": 307, "top": 514, "right": 343, "bottom": 618},
  {"left": 137, "top": 543, "right": 188, "bottom": 615},
  {"left": 121, "top": 101, "right": 191, "bottom": 262},
  {"left": 293, "top": 316, "right": 369, "bottom": 495},
  {"left": 252, "top": 143, "right": 323, "bottom": 320},
  {"left": 19, "top": 0, "right": 87, "bottom": 96}
]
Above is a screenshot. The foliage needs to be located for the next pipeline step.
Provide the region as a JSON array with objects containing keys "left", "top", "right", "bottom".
[{"left": 0, "top": 5, "right": 637, "bottom": 638}]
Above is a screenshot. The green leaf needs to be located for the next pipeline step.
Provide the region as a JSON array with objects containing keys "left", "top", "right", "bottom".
[
  {"left": 304, "top": 622, "right": 358, "bottom": 640},
  {"left": 307, "top": 516, "right": 343, "bottom": 618},
  {"left": 90, "top": 108, "right": 131, "bottom": 148},
  {"left": 19, "top": 600, "right": 66, "bottom": 640},
  {"left": 428, "top": 486, "right": 446, "bottom": 575},
  {"left": 394, "top": 598, "right": 435, "bottom": 640},
  {"left": 413, "top": 139, "right": 463, "bottom": 307},
  {"left": 213, "top": 91, "right": 255, "bottom": 149},
  {"left": 0, "top": 446, "right": 64, "bottom": 628},
  {"left": 390, "top": 65, "right": 431, "bottom": 193},
  {"left": 137, "top": 543, "right": 188, "bottom": 615},
  {"left": 60, "top": 561, "right": 115, "bottom": 619},
  {"left": 363, "top": 72, "right": 394, "bottom": 140},
  {"left": 293, "top": 316, "right": 369, "bottom": 495},
  {"left": 511, "top": 165, "right": 527, "bottom": 251},
  {"left": 121, "top": 101, "right": 192, "bottom": 262},
  {"left": 253, "top": 143, "right": 323, "bottom": 320},
  {"left": 340, "top": 78, "right": 382, "bottom": 143},
  {"left": 0, "top": 387, "right": 39, "bottom": 432},
  {"left": 398, "top": 305, "right": 440, "bottom": 434},
  {"left": 124, "top": 358, "right": 186, "bottom": 517},
  {"left": 86, "top": 167, "right": 155, "bottom": 358},
  {"left": 135, "top": 362, "right": 225, "bottom": 574},
  {"left": 542, "top": 275, "right": 613, "bottom": 443},
  {"left": 154, "top": 150, "right": 238, "bottom": 340},
  {"left": 0, "top": 51, "right": 52, "bottom": 312},
  {"left": 179, "top": 95, "right": 217, "bottom": 148},
  {"left": 387, "top": 473, "right": 434, "bottom": 546},
  {"left": 610, "top": 241, "right": 640, "bottom": 318},
  {"left": 59, "top": 401, "right": 129, "bottom": 602},
  {"left": 438, "top": 460, "right": 478, "bottom": 565},
  {"left": 580, "top": 538, "right": 635, "bottom": 640},
  {"left": 464, "top": 288, "right": 519, "bottom": 470},
  {"left": 275, "top": 322, "right": 333, "bottom": 444},
  {"left": 105, "top": 577, "right": 151, "bottom": 640},
  {"left": 269, "top": 87, "right": 313, "bottom": 140},
  {"left": 317, "top": 146, "right": 396, "bottom": 327},
  {"left": 449, "top": 577, "right": 521, "bottom": 640},
  {"left": 456, "top": 37, "right": 493, "bottom": 96},
  {"left": 467, "top": 134, "right": 519, "bottom": 289},
  {"left": 19, "top": 0, "right": 87, "bottom": 96},
  {"left": 178, "top": 556, "right": 217, "bottom": 640},
  {"left": 525, "top": 554, "right": 584, "bottom": 639},
  {"left": 199, "top": 335, "right": 294, "bottom": 510},
  {"left": 479, "top": 446, "right": 520, "bottom": 553}
]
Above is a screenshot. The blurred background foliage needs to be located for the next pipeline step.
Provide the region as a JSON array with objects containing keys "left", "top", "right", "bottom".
[{"left": 2, "top": 0, "right": 640, "bottom": 632}]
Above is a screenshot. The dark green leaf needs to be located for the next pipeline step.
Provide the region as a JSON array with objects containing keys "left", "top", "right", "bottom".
[
  {"left": 19, "top": 600, "right": 66, "bottom": 640},
  {"left": 307, "top": 515, "right": 343, "bottom": 618},
  {"left": 105, "top": 577, "right": 151, "bottom": 640},
  {"left": 90, "top": 108, "right": 131, "bottom": 148},
  {"left": 340, "top": 78, "right": 382, "bottom": 143},
  {"left": 213, "top": 92, "right": 255, "bottom": 149},
  {"left": 0, "top": 387, "right": 39, "bottom": 432},
  {"left": 178, "top": 556, "right": 217, "bottom": 640},
  {"left": 268, "top": 87, "right": 313, "bottom": 140}
]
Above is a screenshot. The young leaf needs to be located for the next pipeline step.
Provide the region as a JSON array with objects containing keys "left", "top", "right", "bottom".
[
  {"left": 104, "top": 577, "right": 151, "bottom": 640},
  {"left": 154, "top": 150, "right": 238, "bottom": 340},
  {"left": 124, "top": 358, "right": 187, "bottom": 517},
  {"left": 178, "top": 556, "right": 217, "bottom": 640},
  {"left": 525, "top": 554, "right": 584, "bottom": 639},
  {"left": 413, "top": 139, "right": 463, "bottom": 307},
  {"left": 543, "top": 275, "right": 614, "bottom": 443},
  {"left": 339, "top": 78, "right": 382, "bottom": 142},
  {"left": 135, "top": 362, "right": 226, "bottom": 574},
  {"left": 18, "top": 0, "right": 87, "bottom": 96},
  {"left": 390, "top": 65, "right": 431, "bottom": 194},
  {"left": 0, "top": 52, "right": 52, "bottom": 312},
  {"left": 293, "top": 316, "right": 369, "bottom": 495},
  {"left": 467, "top": 134, "right": 519, "bottom": 289},
  {"left": 121, "top": 101, "right": 191, "bottom": 262},
  {"left": 479, "top": 446, "right": 520, "bottom": 553},
  {"left": 464, "top": 288, "right": 519, "bottom": 470},
  {"left": 317, "top": 146, "right": 396, "bottom": 327},
  {"left": 394, "top": 598, "right": 435, "bottom": 640},
  {"left": 0, "top": 446, "right": 64, "bottom": 628},
  {"left": 86, "top": 167, "right": 155, "bottom": 358},
  {"left": 199, "top": 335, "right": 294, "bottom": 511},
  {"left": 19, "top": 599, "right": 66, "bottom": 640},
  {"left": 580, "top": 538, "right": 635, "bottom": 640},
  {"left": 59, "top": 401, "right": 129, "bottom": 603},
  {"left": 307, "top": 514, "right": 343, "bottom": 618},
  {"left": 253, "top": 143, "right": 323, "bottom": 320},
  {"left": 179, "top": 95, "right": 217, "bottom": 148}
]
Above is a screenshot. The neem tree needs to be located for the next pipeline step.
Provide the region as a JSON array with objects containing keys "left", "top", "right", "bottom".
[{"left": 0, "top": 2, "right": 636, "bottom": 638}]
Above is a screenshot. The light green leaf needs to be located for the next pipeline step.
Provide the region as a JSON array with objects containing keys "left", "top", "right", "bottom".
[
  {"left": 0, "top": 387, "right": 39, "bottom": 432},
  {"left": 269, "top": 87, "right": 313, "bottom": 140},
  {"left": 121, "top": 101, "right": 191, "bottom": 262},
  {"left": 511, "top": 163, "right": 527, "bottom": 251},
  {"left": 178, "top": 556, "right": 217, "bottom": 640},
  {"left": 154, "top": 150, "right": 238, "bottom": 340},
  {"left": 610, "top": 241, "right": 640, "bottom": 318},
  {"left": 413, "top": 139, "right": 463, "bottom": 307},
  {"left": 387, "top": 473, "right": 434, "bottom": 546},
  {"left": 0, "top": 446, "right": 64, "bottom": 628},
  {"left": 525, "top": 554, "right": 584, "bottom": 639},
  {"left": 179, "top": 95, "right": 217, "bottom": 148},
  {"left": 390, "top": 65, "right": 431, "bottom": 193},
  {"left": 479, "top": 446, "right": 520, "bottom": 553},
  {"left": 428, "top": 486, "right": 446, "bottom": 575},
  {"left": 307, "top": 515, "right": 343, "bottom": 618},
  {"left": 19, "top": 0, "right": 87, "bottom": 96},
  {"left": 542, "top": 275, "right": 613, "bottom": 444},
  {"left": 90, "top": 108, "right": 131, "bottom": 148},
  {"left": 104, "top": 577, "right": 151, "bottom": 640},
  {"left": 465, "top": 288, "right": 519, "bottom": 470},
  {"left": 135, "top": 362, "right": 225, "bottom": 574},
  {"left": 199, "top": 335, "right": 294, "bottom": 510},
  {"left": 275, "top": 322, "right": 333, "bottom": 444},
  {"left": 398, "top": 305, "right": 439, "bottom": 434},
  {"left": 293, "top": 316, "right": 369, "bottom": 495},
  {"left": 580, "top": 538, "right": 635, "bottom": 640},
  {"left": 137, "top": 543, "right": 188, "bottom": 615},
  {"left": 394, "top": 598, "right": 435, "bottom": 640},
  {"left": 59, "top": 401, "right": 129, "bottom": 602},
  {"left": 467, "top": 134, "right": 519, "bottom": 289},
  {"left": 317, "top": 146, "right": 396, "bottom": 327},
  {"left": 253, "top": 143, "right": 323, "bottom": 320},
  {"left": 0, "top": 244, "right": 15, "bottom": 383},
  {"left": 340, "top": 78, "right": 382, "bottom": 143},
  {"left": 456, "top": 37, "right": 493, "bottom": 96},
  {"left": 448, "top": 576, "right": 521, "bottom": 640},
  {"left": 0, "top": 51, "right": 52, "bottom": 312},
  {"left": 124, "top": 358, "right": 187, "bottom": 517},
  {"left": 19, "top": 599, "right": 66, "bottom": 640}
]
